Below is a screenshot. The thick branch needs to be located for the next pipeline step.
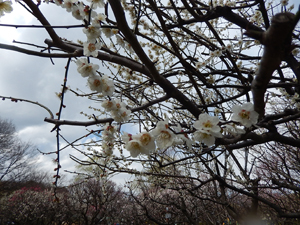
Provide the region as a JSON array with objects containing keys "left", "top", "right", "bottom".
[{"left": 246, "top": 12, "right": 296, "bottom": 118}]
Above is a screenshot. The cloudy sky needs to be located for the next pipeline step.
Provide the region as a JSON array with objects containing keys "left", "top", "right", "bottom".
[
  {"left": 0, "top": 0, "right": 299, "bottom": 185},
  {"left": 0, "top": 2, "right": 138, "bottom": 185}
]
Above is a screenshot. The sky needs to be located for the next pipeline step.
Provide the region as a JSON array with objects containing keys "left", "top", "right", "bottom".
[
  {"left": 0, "top": 0, "right": 299, "bottom": 186},
  {"left": 0, "top": 2, "right": 137, "bottom": 185}
]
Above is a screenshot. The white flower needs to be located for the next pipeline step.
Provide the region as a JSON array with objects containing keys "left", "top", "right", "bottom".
[
  {"left": 151, "top": 118, "right": 176, "bottom": 150},
  {"left": 114, "top": 99, "right": 127, "bottom": 111},
  {"left": 87, "top": 0, "right": 105, "bottom": 8},
  {"left": 195, "top": 61, "right": 206, "bottom": 69},
  {"left": 101, "top": 99, "right": 117, "bottom": 112},
  {"left": 0, "top": 0, "right": 13, "bottom": 17},
  {"left": 125, "top": 140, "right": 143, "bottom": 158},
  {"left": 93, "top": 13, "right": 107, "bottom": 24},
  {"left": 207, "top": 74, "right": 215, "bottom": 84},
  {"left": 102, "top": 142, "right": 113, "bottom": 156},
  {"left": 109, "top": 100, "right": 131, "bottom": 122},
  {"left": 194, "top": 131, "right": 216, "bottom": 147},
  {"left": 135, "top": 132, "right": 156, "bottom": 154},
  {"left": 87, "top": 75, "right": 102, "bottom": 92},
  {"left": 101, "top": 75, "right": 115, "bottom": 97},
  {"left": 122, "top": 132, "right": 132, "bottom": 143},
  {"left": 122, "top": 132, "right": 155, "bottom": 157},
  {"left": 214, "top": 49, "right": 222, "bottom": 57},
  {"left": 231, "top": 102, "right": 259, "bottom": 127},
  {"left": 112, "top": 108, "right": 131, "bottom": 122},
  {"left": 225, "top": 0, "right": 236, "bottom": 7},
  {"left": 71, "top": 3, "right": 84, "bottom": 20},
  {"left": 102, "top": 28, "right": 119, "bottom": 38},
  {"left": 194, "top": 113, "right": 221, "bottom": 136},
  {"left": 82, "top": 5, "right": 97, "bottom": 20},
  {"left": 102, "top": 124, "right": 116, "bottom": 141},
  {"left": 292, "top": 48, "right": 299, "bottom": 56},
  {"left": 83, "top": 24, "right": 101, "bottom": 42},
  {"left": 76, "top": 58, "right": 99, "bottom": 77},
  {"left": 83, "top": 42, "right": 101, "bottom": 57},
  {"left": 62, "top": 0, "right": 76, "bottom": 12},
  {"left": 193, "top": 113, "right": 222, "bottom": 146}
]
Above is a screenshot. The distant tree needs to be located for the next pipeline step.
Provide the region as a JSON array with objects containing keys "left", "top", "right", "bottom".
[
  {"left": 60, "top": 178, "right": 124, "bottom": 224},
  {"left": 0, "top": 184, "right": 72, "bottom": 225},
  {"left": 0, "top": 118, "right": 36, "bottom": 182}
]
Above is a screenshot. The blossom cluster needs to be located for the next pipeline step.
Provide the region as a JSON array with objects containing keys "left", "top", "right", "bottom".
[
  {"left": 122, "top": 102, "right": 258, "bottom": 157},
  {"left": 76, "top": 58, "right": 115, "bottom": 97},
  {"left": 101, "top": 99, "right": 131, "bottom": 123},
  {"left": 193, "top": 113, "right": 222, "bottom": 147},
  {"left": 54, "top": 0, "right": 131, "bottom": 57},
  {"left": 122, "top": 118, "right": 192, "bottom": 158},
  {"left": 54, "top": 0, "right": 107, "bottom": 56},
  {"left": 101, "top": 123, "right": 116, "bottom": 156},
  {"left": 122, "top": 132, "right": 155, "bottom": 158}
]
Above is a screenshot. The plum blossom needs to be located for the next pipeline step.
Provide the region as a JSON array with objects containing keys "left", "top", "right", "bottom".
[
  {"left": 194, "top": 131, "right": 217, "bottom": 147},
  {"left": 76, "top": 58, "right": 99, "bottom": 77},
  {"left": 83, "top": 24, "right": 101, "bottom": 42},
  {"left": 103, "top": 99, "right": 131, "bottom": 122},
  {"left": 101, "top": 75, "right": 115, "bottom": 97},
  {"left": 195, "top": 61, "right": 206, "bottom": 69},
  {"left": 125, "top": 140, "right": 143, "bottom": 158},
  {"left": 93, "top": 13, "right": 107, "bottom": 24},
  {"left": 111, "top": 108, "right": 131, "bottom": 122},
  {"left": 87, "top": 75, "right": 114, "bottom": 97},
  {"left": 194, "top": 113, "right": 221, "bottom": 136},
  {"left": 101, "top": 124, "right": 116, "bottom": 156},
  {"left": 151, "top": 118, "right": 176, "bottom": 150},
  {"left": 0, "top": 0, "right": 13, "bottom": 17},
  {"left": 121, "top": 132, "right": 132, "bottom": 143},
  {"left": 83, "top": 41, "right": 102, "bottom": 57},
  {"left": 122, "top": 132, "right": 155, "bottom": 158},
  {"left": 231, "top": 102, "right": 259, "bottom": 127},
  {"left": 102, "top": 28, "right": 119, "bottom": 38},
  {"left": 62, "top": 0, "right": 76, "bottom": 12},
  {"left": 102, "top": 124, "right": 116, "bottom": 142},
  {"left": 193, "top": 113, "right": 222, "bottom": 147},
  {"left": 82, "top": 5, "right": 97, "bottom": 20},
  {"left": 87, "top": 75, "right": 103, "bottom": 92},
  {"left": 101, "top": 99, "right": 117, "bottom": 112},
  {"left": 71, "top": 3, "right": 84, "bottom": 20},
  {"left": 87, "top": 0, "right": 105, "bottom": 8}
]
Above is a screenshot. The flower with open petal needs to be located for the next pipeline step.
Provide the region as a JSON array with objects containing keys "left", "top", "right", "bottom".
[
  {"left": 135, "top": 132, "right": 156, "bottom": 154},
  {"left": 76, "top": 58, "right": 99, "bottom": 77},
  {"left": 151, "top": 118, "right": 176, "bottom": 150},
  {"left": 83, "top": 42, "right": 102, "bottom": 57},
  {"left": 194, "top": 113, "right": 221, "bottom": 136},
  {"left": 0, "top": 0, "right": 13, "bottom": 17},
  {"left": 125, "top": 140, "right": 143, "bottom": 158},
  {"left": 193, "top": 113, "right": 222, "bottom": 146},
  {"left": 87, "top": 75, "right": 102, "bottom": 92},
  {"left": 194, "top": 131, "right": 216, "bottom": 147},
  {"left": 231, "top": 102, "right": 259, "bottom": 127}
]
